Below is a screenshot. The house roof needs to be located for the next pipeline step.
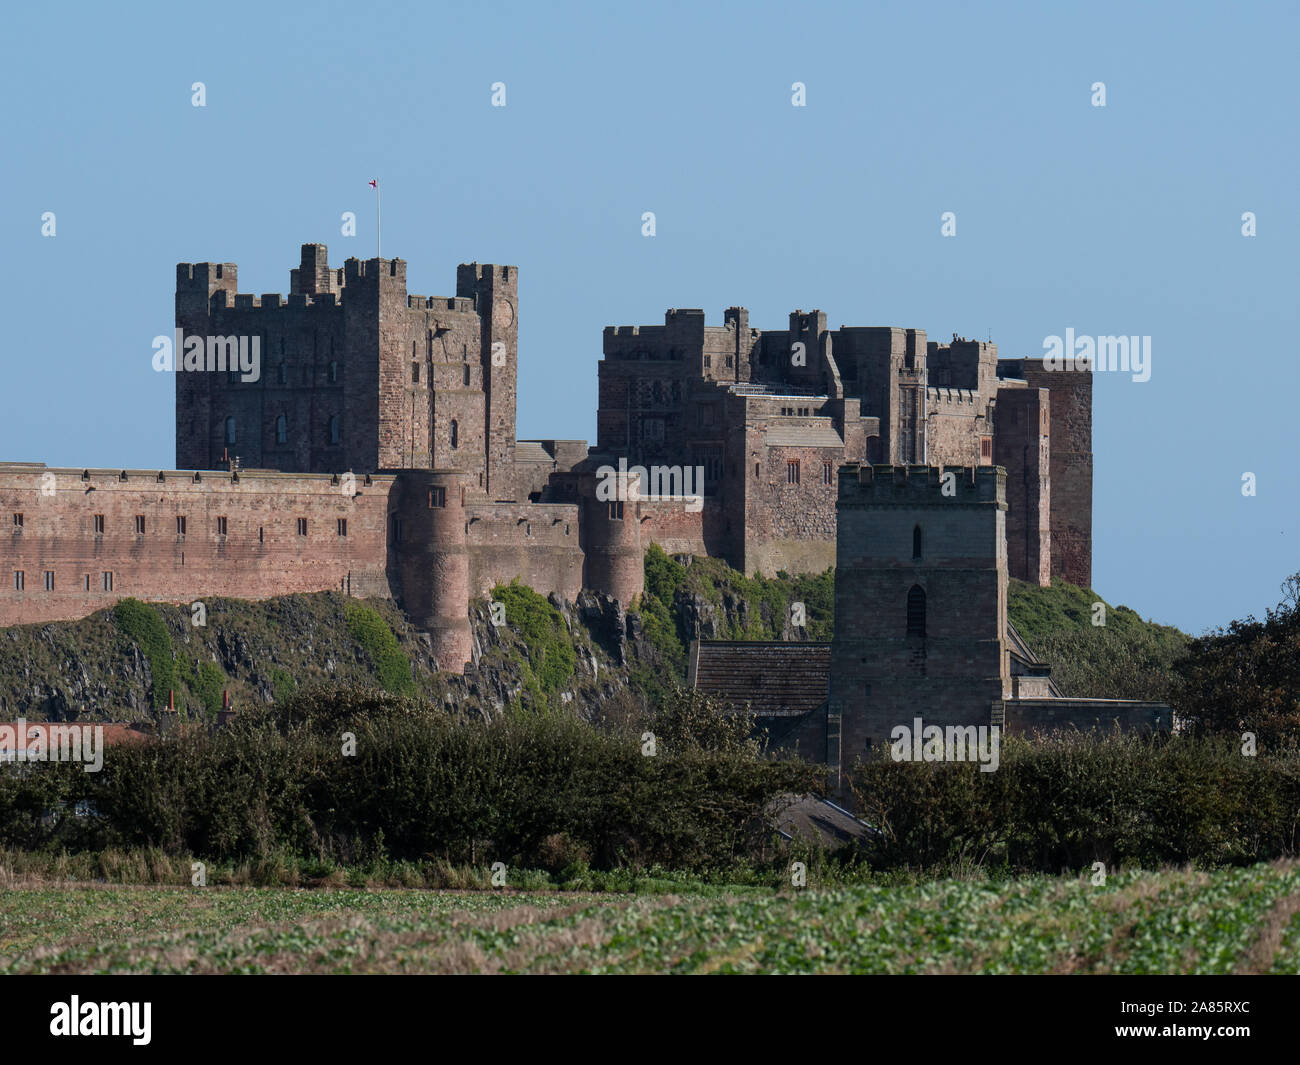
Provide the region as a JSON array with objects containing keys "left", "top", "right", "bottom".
[
  {"left": 689, "top": 641, "right": 831, "bottom": 718},
  {"left": 0, "top": 722, "right": 151, "bottom": 751}
]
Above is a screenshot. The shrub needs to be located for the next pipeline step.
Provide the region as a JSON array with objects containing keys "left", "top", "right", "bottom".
[
  {"left": 112, "top": 598, "right": 174, "bottom": 709},
  {"left": 344, "top": 601, "right": 415, "bottom": 696}
]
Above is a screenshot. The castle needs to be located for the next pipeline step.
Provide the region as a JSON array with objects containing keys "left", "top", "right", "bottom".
[{"left": 2, "top": 243, "right": 1091, "bottom": 681}]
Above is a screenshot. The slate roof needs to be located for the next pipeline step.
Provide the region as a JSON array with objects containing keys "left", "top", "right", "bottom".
[
  {"left": 689, "top": 641, "right": 830, "bottom": 718},
  {"left": 514, "top": 441, "right": 554, "bottom": 464},
  {"left": 763, "top": 425, "right": 846, "bottom": 449}
]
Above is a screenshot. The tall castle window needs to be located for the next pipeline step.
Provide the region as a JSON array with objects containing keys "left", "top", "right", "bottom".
[
  {"left": 906, "top": 585, "right": 927, "bottom": 637},
  {"left": 225, "top": 417, "right": 236, "bottom": 445},
  {"left": 329, "top": 361, "right": 338, "bottom": 384},
  {"left": 277, "top": 362, "right": 287, "bottom": 385},
  {"left": 276, "top": 414, "right": 288, "bottom": 445},
  {"left": 464, "top": 365, "right": 471, "bottom": 387},
  {"left": 450, "top": 420, "right": 458, "bottom": 449},
  {"left": 786, "top": 460, "right": 800, "bottom": 485},
  {"left": 328, "top": 415, "right": 341, "bottom": 446},
  {"left": 912, "top": 525, "right": 923, "bottom": 560}
]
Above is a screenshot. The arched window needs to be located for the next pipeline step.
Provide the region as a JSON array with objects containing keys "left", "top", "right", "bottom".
[
  {"left": 912, "top": 524, "right": 923, "bottom": 560},
  {"left": 906, "top": 585, "right": 926, "bottom": 637},
  {"left": 450, "top": 419, "right": 459, "bottom": 449},
  {"left": 275, "top": 414, "right": 287, "bottom": 445},
  {"left": 328, "top": 414, "right": 340, "bottom": 446},
  {"left": 224, "top": 417, "right": 236, "bottom": 445}
]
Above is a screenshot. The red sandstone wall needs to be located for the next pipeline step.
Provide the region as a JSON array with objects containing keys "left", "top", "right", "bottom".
[
  {"left": 0, "top": 466, "right": 395, "bottom": 627},
  {"left": 465, "top": 502, "right": 583, "bottom": 601}
]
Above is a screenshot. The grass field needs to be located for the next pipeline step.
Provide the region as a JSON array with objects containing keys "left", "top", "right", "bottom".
[{"left": 4, "top": 862, "right": 1300, "bottom": 975}]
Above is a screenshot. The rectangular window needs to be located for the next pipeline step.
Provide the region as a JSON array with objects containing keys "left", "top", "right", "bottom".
[
  {"left": 412, "top": 363, "right": 420, "bottom": 384},
  {"left": 12, "top": 513, "right": 22, "bottom": 530},
  {"left": 297, "top": 518, "right": 308, "bottom": 536},
  {"left": 608, "top": 501, "right": 624, "bottom": 520},
  {"left": 13, "top": 571, "right": 24, "bottom": 592},
  {"left": 134, "top": 515, "right": 145, "bottom": 535},
  {"left": 216, "top": 516, "right": 228, "bottom": 536},
  {"left": 176, "top": 516, "right": 187, "bottom": 536},
  {"left": 259, "top": 526, "right": 264, "bottom": 543},
  {"left": 43, "top": 571, "right": 54, "bottom": 591},
  {"left": 703, "top": 355, "right": 711, "bottom": 369},
  {"left": 787, "top": 460, "right": 800, "bottom": 485},
  {"left": 337, "top": 518, "right": 347, "bottom": 537},
  {"left": 429, "top": 487, "right": 446, "bottom": 508},
  {"left": 391, "top": 516, "right": 403, "bottom": 544},
  {"left": 981, "top": 436, "right": 992, "bottom": 460},
  {"left": 93, "top": 514, "right": 104, "bottom": 535},
  {"left": 84, "top": 574, "right": 91, "bottom": 591},
  {"left": 102, "top": 572, "right": 113, "bottom": 592},
  {"left": 823, "top": 462, "right": 833, "bottom": 485}
]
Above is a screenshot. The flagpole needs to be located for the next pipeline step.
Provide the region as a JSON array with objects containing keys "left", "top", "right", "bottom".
[{"left": 376, "top": 180, "right": 382, "bottom": 259}]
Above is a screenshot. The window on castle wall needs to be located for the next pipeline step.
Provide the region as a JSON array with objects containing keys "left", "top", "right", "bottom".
[
  {"left": 276, "top": 414, "right": 288, "bottom": 445},
  {"left": 278, "top": 363, "right": 287, "bottom": 385},
  {"left": 981, "top": 437, "right": 992, "bottom": 460},
  {"left": 906, "top": 585, "right": 926, "bottom": 637},
  {"left": 787, "top": 460, "right": 800, "bottom": 485},
  {"left": 13, "top": 571, "right": 23, "bottom": 592},
  {"left": 297, "top": 518, "right": 308, "bottom": 536},
  {"left": 609, "top": 501, "right": 624, "bottom": 520},
  {"left": 83, "top": 574, "right": 90, "bottom": 591},
  {"left": 216, "top": 516, "right": 227, "bottom": 536},
  {"left": 329, "top": 361, "right": 338, "bottom": 384},
  {"left": 93, "top": 514, "right": 104, "bottom": 535},
  {"left": 412, "top": 363, "right": 420, "bottom": 384},
  {"left": 725, "top": 355, "right": 733, "bottom": 367},
  {"left": 703, "top": 356, "right": 711, "bottom": 369},
  {"left": 225, "top": 418, "right": 236, "bottom": 445},
  {"left": 43, "top": 571, "right": 54, "bottom": 591},
  {"left": 337, "top": 518, "right": 347, "bottom": 537},
  {"left": 823, "top": 462, "right": 833, "bottom": 485},
  {"left": 464, "top": 366, "right": 471, "bottom": 387},
  {"left": 429, "top": 487, "right": 446, "bottom": 508},
  {"left": 134, "top": 515, "right": 145, "bottom": 536},
  {"left": 176, "top": 516, "right": 186, "bottom": 537},
  {"left": 450, "top": 420, "right": 459, "bottom": 449},
  {"left": 913, "top": 525, "right": 923, "bottom": 560},
  {"left": 102, "top": 572, "right": 113, "bottom": 592},
  {"left": 13, "top": 513, "right": 22, "bottom": 530},
  {"left": 329, "top": 415, "right": 340, "bottom": 446}
]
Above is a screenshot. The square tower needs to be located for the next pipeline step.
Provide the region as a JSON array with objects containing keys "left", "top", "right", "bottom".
[{"left": 827, "top": 464, "right": 1011, "bottom": 789}]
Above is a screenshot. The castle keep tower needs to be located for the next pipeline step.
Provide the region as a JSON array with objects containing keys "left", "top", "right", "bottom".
[
  {"left": 175, "top": 245, "right": 518, "bottom": 499},
  {"left": 827, "top": 464, "right": 1011, "bottom": 788}
]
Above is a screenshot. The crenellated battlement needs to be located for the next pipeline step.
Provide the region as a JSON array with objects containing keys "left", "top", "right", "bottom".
[{"left": 838, "top": 463, "right": 1005, "bottom": 506}]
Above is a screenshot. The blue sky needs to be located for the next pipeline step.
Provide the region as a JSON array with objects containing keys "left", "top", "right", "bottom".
[{"left": 2, "top": 0, "right": 1296, "bottom": 635}]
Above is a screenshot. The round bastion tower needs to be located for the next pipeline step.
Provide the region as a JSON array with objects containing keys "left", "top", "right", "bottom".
[
  {"left": 578, "top": 467, "right": 644, "bottom": 605},
  {"left": 393, "top": 470, "right": 472, "bottom": 672}
]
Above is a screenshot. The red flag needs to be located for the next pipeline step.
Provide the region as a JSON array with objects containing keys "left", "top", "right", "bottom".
[{"left": 369, "top": 179, "right": 377, "bottom": 188}]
